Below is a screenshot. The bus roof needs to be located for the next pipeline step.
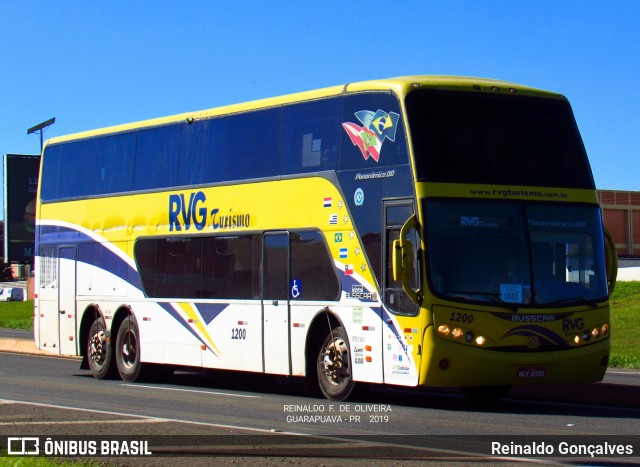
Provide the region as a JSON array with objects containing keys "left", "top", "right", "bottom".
[{"left": 44, "top": 75, "right": 564, "bottom": 147}]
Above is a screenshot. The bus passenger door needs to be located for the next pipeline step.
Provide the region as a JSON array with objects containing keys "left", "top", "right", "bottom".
[
  {"left": 58, "top": 246, "right": 78, "bottom": 355},
  {"left": 382, "top": 201, "right": 421, "bottom": 386},
  {"left": 262, "top": 233, "right": 291, "bottom": 375}
]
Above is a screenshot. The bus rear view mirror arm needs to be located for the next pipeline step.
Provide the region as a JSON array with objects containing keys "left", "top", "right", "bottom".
[{"left": 392, "top": 214, "right": 422, "bottom": 305}]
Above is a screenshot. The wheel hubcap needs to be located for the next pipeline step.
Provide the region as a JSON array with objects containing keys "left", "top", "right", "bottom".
[
  {"left": 121, "top": 330, "right": 137, "bottom": 369},
  {"left": 321, "top": 337, "right": 349, "bottom": 385},
  {"left": 89, "top": 330, "right": 106, "bottom": 365}
]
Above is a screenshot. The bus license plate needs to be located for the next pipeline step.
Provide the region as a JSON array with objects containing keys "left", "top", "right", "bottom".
[{"left": 517, "top": 367, "right": 546, "bottom": 379}]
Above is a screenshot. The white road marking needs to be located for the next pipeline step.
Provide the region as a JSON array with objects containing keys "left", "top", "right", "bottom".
[
  {"left": 0, "top": 398, "right": 548, "bottom": 463},
  {"left": 0, "top": 418, "right": 168, "bottom": 426},
  {"left": 121, "top": 383, "right": 260, "bottom": 398}
]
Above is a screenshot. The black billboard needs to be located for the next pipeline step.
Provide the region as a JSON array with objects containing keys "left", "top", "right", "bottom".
[{"left": 3, "top": 154, "right": 40, "bottom": 264}]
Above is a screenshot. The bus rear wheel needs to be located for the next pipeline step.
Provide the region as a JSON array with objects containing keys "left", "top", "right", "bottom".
[
  {"left": 115, "top": 316, "right": 143, "bottom": 382},
  {"left": 87, "top": 318, "right": 115, "bottom": 379},
  {"left": 316, "top": 326, "right": 354, "bottom": 401}
]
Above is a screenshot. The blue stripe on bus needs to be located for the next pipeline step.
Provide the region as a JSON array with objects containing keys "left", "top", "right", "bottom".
[
  {"left": 156, "top": 302, "right": 219, "bottom": 357},
  {"left": 37, "top": 224, "right": 143, "bottom": 291},
  {"left": 195, "top": 303, "right": 229, "bottom": 325},
  {"left": 501, "top": 325, "right": 569, "bottom": 348},
  {"left": 381, "top": 306, "right": 413, "bottom": 362}
]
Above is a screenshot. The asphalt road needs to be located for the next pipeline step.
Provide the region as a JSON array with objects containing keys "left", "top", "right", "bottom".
[
  {"left": 0, "top": 328, "right": 31, "bottom": 339},
  {"left": 1, "top": 351, "right": 639, "bottom": 465}
]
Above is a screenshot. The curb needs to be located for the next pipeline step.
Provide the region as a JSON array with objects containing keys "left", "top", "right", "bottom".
[{"left": 0, "top": 338, "right": 76, "bottom": 357}]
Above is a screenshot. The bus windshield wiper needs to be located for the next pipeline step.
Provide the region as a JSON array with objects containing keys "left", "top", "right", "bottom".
[
  {"left": 543, "top": 295, "right": 597, "bottom": 308},
  {"left": 444, "top": 290, "right": 519, "bottom": 311}
]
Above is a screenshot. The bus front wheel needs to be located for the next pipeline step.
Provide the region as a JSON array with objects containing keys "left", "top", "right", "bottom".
[
  {"left": 316, "top": 326, "right": 354, "bottom": 401},
  {"left": 87, "top": 318, "right": 115, "bottom": 379}
]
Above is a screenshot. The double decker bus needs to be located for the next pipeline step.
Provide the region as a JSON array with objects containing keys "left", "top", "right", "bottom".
[{"left": 34, "top": 76, "right": 617, "bottom": 401}]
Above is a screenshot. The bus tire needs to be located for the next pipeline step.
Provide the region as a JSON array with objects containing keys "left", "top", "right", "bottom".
[
  {"left": 316, "top": 326, "right": 354, "bottom": 401},
  {"left": 461, "top": 385, "right": 510, "bottom": 404},
  {"left": 115, "top": 316, "right": 143, "bottom": 382},
  {"left": 87, "top": 318, "right": 115, "bottom": 379}
]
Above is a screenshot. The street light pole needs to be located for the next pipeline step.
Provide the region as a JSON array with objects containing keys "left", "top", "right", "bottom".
[{"left": 27, "top": 117, "right": 56, "bottom": 152}]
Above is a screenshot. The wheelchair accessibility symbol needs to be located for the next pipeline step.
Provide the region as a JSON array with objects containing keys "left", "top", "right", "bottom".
[{"left": 290, "top": 279, "right": 302, "bottom": 299}]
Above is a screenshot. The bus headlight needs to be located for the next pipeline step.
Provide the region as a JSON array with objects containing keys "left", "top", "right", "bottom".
[
  {"left": 437, "top": 321, "right": 487, "bottom": 346},
  {"left": 572, "top": 323, "right": 609, "bottom": 346}
]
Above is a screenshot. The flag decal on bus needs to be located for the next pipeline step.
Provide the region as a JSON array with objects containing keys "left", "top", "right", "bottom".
[{"left": 342, "top": 109, "right": 399, "bottom": 162}]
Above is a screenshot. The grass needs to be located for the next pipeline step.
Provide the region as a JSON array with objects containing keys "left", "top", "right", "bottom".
[
  {"left": 608, "top": 281, "right": 640, "bottom": 368},
  {"left": 0, "top": 300, "right": 33, "bottom": 330},
  {"left": 0, "top": 456, "right": 97, "bottom": 466},
  {"left": 0, "top": 457, "right": 75, "bottom": 467},
  {"left": 1, "top": 282, "right": 639, "bottom": 368}
]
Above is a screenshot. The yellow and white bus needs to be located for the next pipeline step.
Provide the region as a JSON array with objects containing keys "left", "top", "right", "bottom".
[{"left": 34, "top": 76, "right": 617, "bottom": 401}]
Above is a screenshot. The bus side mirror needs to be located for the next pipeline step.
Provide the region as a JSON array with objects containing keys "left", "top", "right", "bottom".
[{"left": 603, "top": 225, "right": 618, "bottom": 296}]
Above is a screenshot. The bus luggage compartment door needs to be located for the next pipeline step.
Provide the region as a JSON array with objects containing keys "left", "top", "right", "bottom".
[{"left": 57, "top": 246, "right": 78, "bottom": 355}]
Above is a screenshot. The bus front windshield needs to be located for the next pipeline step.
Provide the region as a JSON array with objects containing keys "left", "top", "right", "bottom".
[{"left": 424, "top": 200, "right": 608, "bottom": 307}]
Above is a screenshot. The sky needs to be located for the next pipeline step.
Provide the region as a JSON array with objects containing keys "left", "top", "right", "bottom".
[{"left": 1, "top": 1, "right": 639, "bottom": 217}]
